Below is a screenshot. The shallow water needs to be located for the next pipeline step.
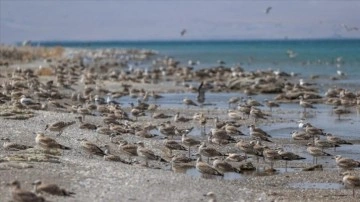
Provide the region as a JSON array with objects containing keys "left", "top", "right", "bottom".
[{"left": 184, "top": 167, "right": 244, "bottom": 180}]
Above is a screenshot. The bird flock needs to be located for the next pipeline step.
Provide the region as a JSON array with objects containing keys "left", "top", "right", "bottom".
[{"left": 1, "top": 46, "right": 360, "bottom": 201}]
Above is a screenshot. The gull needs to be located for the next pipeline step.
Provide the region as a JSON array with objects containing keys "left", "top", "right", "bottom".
[
  {"left": 335, "top": 155, "right": 360, "bottom": 171},
  {"left": 297, "top": 119, "right": 307, "bottom": 129},
  {"left": 212, "top": 159, "right": 242, "bottom": 173},
  {"left": 80, "top": 139, "right": 106, "bottom": 158},
  {"left": 249, "top": 106, "right": 268, "bottom": 122},
  {"left": 7, "top": 180, "right": 46, "bottom": 202},
  {"left": 225, "top": 153, "right": 247, "bottom": 162},
  {"left": 222, "top": 123, "right": 245, "bottom": 136},
  {"left": 196, "top": 156, "right": 223, "bottom": 176},
  {"left": 198, "top": 142, "right": 225, "bottom": 163},
  {"left": 170, "top": 154, "right": 193, "bottom": 171},
  {"left": 77, "top": 105, "right": 91, "bottom": 121},
  {"left": 158, "top": 122, "right": 176, "bottom": 138},
  {"left": 235, "top": 139, "right": 256, "bottom": 158},
  {"left": 197, "top": 81, "right": 206, "bottom": 106},
  {"left": 342, "top": 172, "right": 360, "bottom": 197},
  {"left": 252, "top": 140, "right": 265, "bottom": 162},
  {"left": 182, "top": 133, "right": 201, "bottom": 157},
  {"left": 35, "top": 133, "right": 71, "bottom": 150},
  {"left": 299, "top": 96, "right": 316, "bottom": 113},
  {"left": 3, "top": 139, "right": 33, "bottom": 151},
  {"left": 265, "top": 6, "right": 272, "bottom": 14},
  {"left": 210, "top": 128, "right": 236, "bottom": 142},
  {"left": 204, "top": 192, "right": 217, "bottom": 202},
  {"left": 315, "top": 136, "right": 340, "bottom": 151},
  {"left": 264, "top": 99, "right": 280, "bottom": 112},
  {"left": 228, "top": 97, "right": 241, "bottom": 109},
  {"left": 152, "top": 112, "right": 172, "bottom": 119},
  {"left": 326, "top": 133, "right": 352, "bottom": 148},
  {"left": 32, "top": 180, "right": 75, "bottom": 197},
  {"left": 227, "top": 110, "right": 243, "bottom": 120},
  {"left": 103, "top": 145, "right": 129, "bottom": 163},
  {"left": 163, "top": 139, "right": 187, "bottom": 156},
  {"left": 135, "top": 128, "right": 157, "bottom": 139},
  {"left": 277, "top": 148, "right": 305, "bottom": 171},
  {"left": 263, "top": 146, "right": 282, "bottom": 171},
  {"left": 183, "top": 97, "right": 198, "bottom": 108},
  {"left": 305, "top": 123, "right": 325, "bottom": 143},
  {"left": 180, "top": 29, "right": 187, "bottom": 36},
  {"left": 75, "top": 116, "right": 97, "bottom": 130},
  {"left": 136, "top": 141, "right": 166, "bottom": 166},
  {"left": 307, "top": 144, "right": 331, "bottom": 164},
  {"left": 130, "top": 106, "right": 145, "bottom": 121},
  {"left": 118, "top": 140, "right": 138, "bottom": 161},
  {"left": 19, "top": 95, "right": 39, "bottom": 107},
  {"left": 291, "top": 130, "right": 312, "bottom": 140},
  {"left": 246, "top": 97, "right": 263, "bottom": 107},
  {"left": 45, "top": 121, "right": 76, "bottom": 136},
  {"left": 174, "top": 112, "right": 192, "bottom": 123},
  {"left": 47, "top": 98, "right": 66, "bottom": 109},
  {"left": 333, "top": 106, "right": 351, "bottom": 120},
  {"left": 248, "top": 125, "right": 272, "bottom": 142}
]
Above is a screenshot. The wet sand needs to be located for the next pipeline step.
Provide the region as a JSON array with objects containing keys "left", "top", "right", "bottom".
[{"left": 0, "top": 45, "right": 360, "bottom": 202}]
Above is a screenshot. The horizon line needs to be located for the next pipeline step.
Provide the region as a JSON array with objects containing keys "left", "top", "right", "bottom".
[{"left": 19, "top": 37, "right": 360, "bottom": 46}]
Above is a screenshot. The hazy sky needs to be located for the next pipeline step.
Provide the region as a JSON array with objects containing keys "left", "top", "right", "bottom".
[{"left": 1, "top": 1, "right": 359, "bottom": 43}]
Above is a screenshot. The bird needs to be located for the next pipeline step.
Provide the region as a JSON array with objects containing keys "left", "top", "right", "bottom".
[
  {"left": 7, "top": 180, "right": 46, "bottom": 202},
  {"left": 183, "top": 97, "right": 198, "bottom": 108},
  {"left": 198, "top": 142, "right": 225, "bottom": 163},
  {"left": 314, "top": 136, "right": 340, "bottom": 151},
  {"left": 335, "top": 155, "right": 360, "bottom": 171},
  {"left": 197, "top": 81, "right": 206, "bottom": 106},
  {"left": 248, "top": 125, "right": 272, "bottom": 142},
  {"left": 163, "top": 139, "right": 187, "bottom": 156},
  {"left": 306, "top": 144, "right": 332, "bottom": 164},
  {"left": 182, "top": 133, "right": 201, "bottom": 157},
  {"left": 2, "top": 139, "right": 33, "bottom": 151},
  {"left": 136, "top": 141, "right": 166, "bottom": 166},
  {"left": 158, "top": 122, "right": 176, "bottom": 138},
  {"left": 265, "top": 6, "right": 272, "bottom": 14},
  {"left": 180, "top": 29, "right": 187, "bottom": 36},
  {"left": 35, "top": 133, "right": 71, "bottom": 150},
  {"left": 342, "top": 172, "right": 360, "bottom": 197},
  {"left": 80, "top": 139, "right": 106, "bottom": 158},
  {"left": 196, "top": 156, "right": 223, "bottom": 176},
  {"left": 277, "top": 148, "right": 306, "bottom": 171},
  {"left": 235, "top": 139, "right": 256, "bottom": 159},
  {"left": 103, "top": 145, "right": 129, "bottom": 163},
  {"left": 174, "top": 112, "right": 192, "bottom": 123},
  {"left": 209, "top": 128, "right": 236, "bottom": 144},
  {"left": 203, "top": 192, "right": 217, "bottom": 202},
  {"left": 264, "top": 99, "right": 280, "bottom": 112},
  {"left": 326, "top": 133, "right": 352, "bottom": 148},
  {"left": 225, "top": 153, "right": 247, "bottom": 162},
  {"left": 263, "top": 146, "right": 282, "bottom": 171},
  {"left": 170, "top": 154, "right": 193, "bottom": 171},
  {"left": 75, "top": 116, "right": 97, "bottom": 130},
  {"left": 45, "top": 121, "right": 76, "bottom": 136},
  {"left": 32, "top": 180, "right": 75, "bottom": 197},
  {"left": 299, "top": 96, "right": 316, "bottom": 113},
  {"left": 222, "top": 123, "right": 245, "bottom": 136},
  {"left": 212, "top": 159, "right": 242, "bottom": 173},
  {"left": 118, "top": 140, "right": 138, "bottom": 162}
]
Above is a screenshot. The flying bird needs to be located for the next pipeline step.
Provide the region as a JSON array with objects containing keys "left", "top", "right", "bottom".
[
  {"left": 265, "top": 6, "right": 272, "bottom": 14},
  {"left": 180, "top": 29, "right": 187, "bottom": 36}
]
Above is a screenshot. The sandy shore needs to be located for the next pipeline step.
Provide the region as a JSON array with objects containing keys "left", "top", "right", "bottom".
[{"left": 0, "top": 45, "right": 359, "bottom": 202}]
